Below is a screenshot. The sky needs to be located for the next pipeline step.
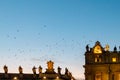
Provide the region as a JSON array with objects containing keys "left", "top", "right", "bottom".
[{"left": 0, "top": 0, "right": 120, "bottom": 80}]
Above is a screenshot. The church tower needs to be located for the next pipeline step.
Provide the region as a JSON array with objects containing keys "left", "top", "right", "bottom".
[{"left": 84, "top": 41, "right": 120, "bottom": 80}]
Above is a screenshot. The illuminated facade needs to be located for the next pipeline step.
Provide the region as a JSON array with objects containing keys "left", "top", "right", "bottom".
[
  {"left": 84, "top": 41, "right": 120, "bottom": 80},
  {"left": 0, "top": 60, "right": 75, "bottom": 80}
]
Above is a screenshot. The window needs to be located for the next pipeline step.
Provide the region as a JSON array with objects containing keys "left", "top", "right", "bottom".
[
  {"left": 13, "top": 77, "right": 18, "bottom": 80},
  {"left": 118, "top": 74, "right": 120, "bottom": 80},
  {"left": 95, "top": 58, "right": 101, "bottom": 62},
  {"left": 112, "top": 57, "right": 117, "bottom": 62},
  {"left": 95, "top": 55, "right": 101, "bottom": 62},
  {"left": 95, "top": 73, "right": 102, "bottom": 80},
  {"left": 95, "top": 58, "right": 98, "bottom": 62}
]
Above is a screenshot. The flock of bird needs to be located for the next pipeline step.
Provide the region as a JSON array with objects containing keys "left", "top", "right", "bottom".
[{"left": 1, "top": 25, "right": 85, "bottom": 66}]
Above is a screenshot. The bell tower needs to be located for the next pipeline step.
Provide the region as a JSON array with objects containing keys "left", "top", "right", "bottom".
[{"left": 84, "top": 41, "right": 120, "bottom": 80}]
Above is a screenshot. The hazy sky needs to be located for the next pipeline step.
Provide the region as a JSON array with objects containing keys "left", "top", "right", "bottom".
[{"left": 0, "top": 0, "right": 120, "bottom": 79}]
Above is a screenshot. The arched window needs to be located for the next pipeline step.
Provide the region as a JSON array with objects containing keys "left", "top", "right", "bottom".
[
  {"left": 95, "top": 55, "right": 101, "bottom": 62},
  {"left": 95, "top": 72, "right": 102, "bottom": 80}
]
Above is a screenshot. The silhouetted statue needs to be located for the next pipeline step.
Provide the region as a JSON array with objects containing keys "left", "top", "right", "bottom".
[
  {"left": 86, "top": 44, "right": 89, "bottom": 52},
  {"left": 19, "top": 66, "right": 23, "bottom": 74},
  {"left": 32, "top": 66, "right": 36, "bottom": 74},
  {"left": 3, "top": 65, "right": 8, "bottom": 74},
  {"left": 114, "top": 46, "right": 117, "bottom": 52},
  {"left": 38, "top": 66, "right": 42, "bottom": 73},
  {"left": 119, "top": 46, "right": 120, "bottom": 52},
  {"left": 65, "top": 68, "right": 68, "bottom": 75},
  {"left": 90, "top": 48, "right": 92, "bottom": 52},
  {"left": 58, "top": 66, "right": 61, "bottom": 75}
]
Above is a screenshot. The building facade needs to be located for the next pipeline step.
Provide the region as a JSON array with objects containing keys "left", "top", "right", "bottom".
[
  {"left": 84, "top": 41, "right": 120, "bottom": 80},
  {"left": 0, "top": 60, "right": 75, "bottom": 80}
]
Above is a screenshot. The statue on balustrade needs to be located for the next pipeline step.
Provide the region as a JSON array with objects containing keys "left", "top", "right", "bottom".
[{"left": 3, "top": 65, "right": 8, "bottom": 74}]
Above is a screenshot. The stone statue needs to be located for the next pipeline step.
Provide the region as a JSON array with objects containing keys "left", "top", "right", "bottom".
[
  {"left": 90, "top": 48, "right": 92, "bottom": 52},
  {"left": 86, "top": 44, "right": 89, "bottom": 52},
  {"left": 119, "top": 46, "right": 120, "bottom": 52},
  {"left": 114, "top": 46, "right": 117, "bottom": 52},
  {"left": 19, "top": 66, "right": 23, "bottom": 74},
  {"left": 3, "top": 65, "right": 8, "bottom": 74},
  {"left": 65, "top": 68, "right": 68, "bottom": 75},
  {"left": 105, "top": 44, "right": 110, "bottom": 51},
  {"left": 58, "top": 66, "right": 61, "bottom": 74},
  {"left": 38, "top": 66, "right": 42, "bottom": 73},
  {"left": 47, "top": 60, "right": 54, "bottom": 70},
  {"left": 32, "top": 66, "right": 36, "bottom": 74}
]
